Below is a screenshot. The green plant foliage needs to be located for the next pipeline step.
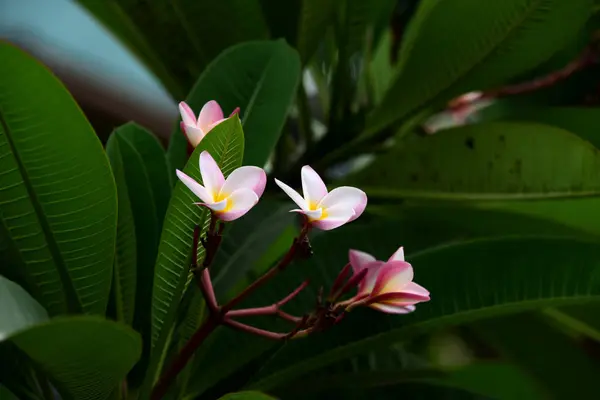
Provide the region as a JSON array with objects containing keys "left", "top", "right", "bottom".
[
  {"left": 218, "top": 391, "right": 276, "bottom": 400},
  {"left": 0, "top": 276, "right": 48, "bottom": 341},
  {"left": 350, "top": 122, "right": 600, "bottom": 198},
  {"left": 8, "top": 317, "right": 141, "bottom": 400},
  {"left": 167, "top": 40, "right": 300, "bottom": 176},
  {"left": 0, "top": 42, "right": 117, "bottom": 316},
  {"left": 366, "top": 0, "right": 593, "bottom": 136},
  {"left": 105, "top": 137, "right": 138, "bottom": 325}
]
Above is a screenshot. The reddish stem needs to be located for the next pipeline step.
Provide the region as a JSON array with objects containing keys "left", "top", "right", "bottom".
[
  {"left": 200, "top": 268, "right": 219, "bottom": 314},
  {"left": 223, "top": 318, "right": 290, "bottom": 340}
]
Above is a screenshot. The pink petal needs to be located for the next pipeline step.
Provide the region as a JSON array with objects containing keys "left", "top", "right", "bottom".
[
  {"left": 402, "top": 281, "right": 430, "bottom": 298},
  {"left": 274, "top": 178, "right": 306, "bottom": 209},
  {"left": 371, "top": 262, "right": 414, "bottom": 296},
  {"left": 369, "top": 291, "right": 430, "bottom": 305},
  {"left": 221, "top": 166, "right": 266, "bottom": 198},
  {"left": 218, "top": 188, "right": 259, "bottom": 221},
  {"left": 311, "top": 204, "right": 355, "bottom": 231},
  {"left": 229, "top": 107, "right": 240, "bottom": 117},
  {"left": 358, "top": 261, "right": 385, "bottom": 295},
  {"left": 369, "top": 303, "right": 416, "bottom": 314},
  {"left": 301, "top": 166, "right": 328, "bottom": 207},
  {"left": 176, "top": 170, "right": 212, "bottom": 204},
  {"left": 199, "top": 151, "right": 225, "bottom": 197},
  {"left": 388, "top": 246, "right": 405, "bottom": 262},
  {"left": 291, "top": 208, "right": 322, "bottom": 220},
  {"left": 184, "top": 125, "right": 205, "bottom": 147},
  {"left": 207, "top": 118, "right": 227, "bottom": 132},
  {"left": 318, "top": 186, "right": 367, "bottom": 223},
  {"left": 198, "top": 100, "right": 224, "bottom": 133},
  {"left": 179, "top": 101, "right": 197, "bottom": 126},
  {"left": 348, "top": 249, "right": 376, "bottom": 274}
]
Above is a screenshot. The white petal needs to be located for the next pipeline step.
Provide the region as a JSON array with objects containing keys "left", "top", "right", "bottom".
[
  {"left": 218, "top": 188, "right": 259, "bottom": 221},
  {"left": 221, "top": 166, "right": 266, "bottom": 198},
  {"left": 199, "top": 198, "right": 228, "bottom": 212},
  {"left": 291, "top": 208, "right": 322, "bottom": 220},
  {"left": 179, "top": 102, "right": 197, "bottom": 126},
  {"left": 301, "top": 166, "right": 327, "bottom": 207},
  {"left": 348, "top": 250, "right": 376, "bottom": 274},
  {"left": 318, "top": 186, "right": 367, "bottom": 215},
  {"left": 370, "top": 303, "right": 416, "bottom": 314},
  {"left": 311, "top": 204, "right": 355, "bottom": 230},
  {"left": 176, "top": 170, "right": 212, "bottom": 204},
  {"left": 199, "top": 151, "right": 225, "bottom": 198},
  {"left": 388, "top": 246, "right": 405, "bottom": 262},
  {"left": 274, "top": 178, "right": 307, "bottom": 209},
  {"left": 198, "top": 100, "right": 224, "bottom": 132},
  {"left": 184, "top": 125, "right": 205, "bottom": 147}
]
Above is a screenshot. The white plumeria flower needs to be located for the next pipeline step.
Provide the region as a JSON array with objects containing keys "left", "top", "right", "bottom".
[
  {"left": 176, "top": 151, "right": 266, "bottom": 221},
  {"left": 179, "top": 100, "right": 227, "bottom": 147},
  {"left": 274, "top": 166, "right": 367, "bottom": 230},
  {"left": 347, "top": 247, "right": 430, "bottom": 314}
]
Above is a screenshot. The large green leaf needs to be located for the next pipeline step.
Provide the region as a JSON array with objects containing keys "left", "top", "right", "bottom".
[
  {"left": 218, "top": 392, "right": 276, "bottom": 400},
  {"left": 350, "top": 122, "right": 600, "bottom": 199},
  {"left": 248, "top": 236, "right": 600, "bottom": 390},
  {"left": 76, "top": 0, "right": 268, "bottom": 98},
  {"left": 7, "top": 317, "right": 140, "bottom": 400},
  {"left": 365, "top": 0, "right": 592, "bottom": 136},
  {"left": 0, "top": 276, "right": 48, "bottom": 341},
  {"left": 105, "top": 137, "right": 137, "bottom": 325},
  {"left": 152, "top": 117, "right": 244, "bottom": 349},
  {"left": 167, "top": 40, "right": 300, "bottom": 175},
  {"left": 296, "top": 0, "right": 338, "bottom": 63},
  {"left": 0, "top": 42, "right": 117, "bottom": 316}
]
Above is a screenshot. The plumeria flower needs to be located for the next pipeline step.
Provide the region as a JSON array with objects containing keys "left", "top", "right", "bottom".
[
  {"left": 176, "top": 151, "right": 266, "bottom": 221},
  {"left": 346, "top": 247, "right": 430, "bottom": 314},
  {"left": 274, "top": 166, "right": 367, "bottom": 230},
  {"left": 179, "top": 100, "right": 230, "bottom": 147}
]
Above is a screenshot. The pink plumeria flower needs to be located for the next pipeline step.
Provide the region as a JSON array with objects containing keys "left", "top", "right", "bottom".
[
  {"left": 347, "top": 247, "right": 430, "bottom": 314},
  {"left": 274, "top": 166, "right": 367, "bottom": 230},
  {"left": 176, "top": 151, "right": 266, "bottom": 221},
  {"left": 179, "top": 100, "right": 228, "bottom": 147}
]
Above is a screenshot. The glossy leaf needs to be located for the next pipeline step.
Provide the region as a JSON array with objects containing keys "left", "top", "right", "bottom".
[
  {"left": 248, "top": 236, "right": 600, "bottom": 390},
  {"left": 8, "top": 317, "right": 141, "bottom": 400},
  {"left": 152, "top": 117, "right": 244, "bottom": 349},
  {"left": 76, "top": 0, "right": 269, "bottom": 98},
  {"left": 296, "top": 0, "right": 338, "bottom": 63},
  {"left": 0, "top": 42, "right": 117, "bottom": 315},
  {"left": 106, "top": 136, "right": 138, "bottom": 325},
  {"left": 167, "top": 40, "right": 300, "bottom": 174},
  {"left": 0, "top": 276, "right": 48, "bottom": 341},
  {"left": 350, "top": 122, "right": 600, "bottom": 199},
  {"left": 366, "top": 0, "right": 592, "bottom": 135}
]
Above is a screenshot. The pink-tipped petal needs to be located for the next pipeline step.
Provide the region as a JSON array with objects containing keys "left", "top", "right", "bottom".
[
  {"left": 207, "top": 118, "right": 227, "bottom": 132},
  {"left": 179, "top": 101, "right": 197, "bottom": 126},
  {"left": 311, "top": 204, "right": 355, "bottom": 231},
  {"left": 199, "top": 151, "right": 225, "bottom": 198},
  {"left": 389, "top": 246, "right": 405, "bottom": 262},
  {"left": 221, "top": 166, "right": 266, "bottom": 198},
  {"left": 198, "top": 100, "right": 224, "bottom": 132},
  {"left": 301, "top": 166, "right": 328, "bottom": 207},
  {"left": 371, "top": 262, "right": 414, "bottom": 296},
  {"left": 402, "top": 281, "right": 430, "bottom": 298},
  {"left": 357, "top": 261, "right": 385, "bottom": 295},
  {"left": 229, "top": 107, "right": 240, "bottom": 117},
  {"left": 218, "top": 188, "right": 259, "bottom": 221},
  {"left": 370, "top": 291, "right": 430, "bottom": 305},
  {"left": 370, "top": 303, "right": 417, "bottom": 314},
  {"left": 176, "top": 170, "right": 213, "bottom": 204},
  {"left": 184, "top": 125, "right": 205, "bottom": 147},
  {"left": 274, "top": 178, "right": 307, "bottom": 209},
  {"left": 319, "top": 187, "right": 367, "bottom": 222},
  {"left": 291, "top": 208, "right": 322, "bottom": 220},
  {"left": 202, "top": 198, "right": 228, "bottom": 212},
  {"left": 348, "top": 249, "right": 376, "bottom": 274}
]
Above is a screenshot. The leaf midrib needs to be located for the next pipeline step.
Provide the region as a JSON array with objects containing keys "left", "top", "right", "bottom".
[{"left": 0, "top": 103, "right": 82, "bottom": 314}]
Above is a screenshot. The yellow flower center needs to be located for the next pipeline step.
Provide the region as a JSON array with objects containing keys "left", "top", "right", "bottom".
[{"left": 214, "top": 192, "right": 233, "bottom": 213}]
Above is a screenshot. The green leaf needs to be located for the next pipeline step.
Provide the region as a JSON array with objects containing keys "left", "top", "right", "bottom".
[
  {"left": 472, "top": 314, "right": 600, "bottom": 398},
  {"left": 248, "top": 236, "right": 600, "bottom": 391},
  {"left": 0, "top": 276, "right": 48, "bottom": 341},
  {"left": 167, "top": 40, "right": 300, "bottom": 175},
  {"left": 296, "top": 0, "right": 338, "bottom": 63},
  {"left": 7, "top": 316, "right": 141, "bottom": 400},
  {"left": 152, "top": 116, "right": 244, "bottom": 349},
  {"left": 108, "top": 123, "right": 170, "bottom": 358},
  {"left": 0, "top": 42, "right": 117, "bottom": 316},
  {"left": 75, "top": 0, "right": 269, "bottom": 98},
  {"left": 350, "top": 122, "right": 600, "bottom": 199},
  {"left": 218, "top": 391, "right": 276, "bottom": 400},
  {"left": 105, "top": 137, "right": 138, "bottom": 325},
  {"left": 366, "top": 0, "right": 592, "bottom": 136}
]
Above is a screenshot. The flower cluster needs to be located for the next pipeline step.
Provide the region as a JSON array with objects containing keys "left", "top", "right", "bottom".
[{"left": 176, "top": 100, "right": 429, "bottom": 317}]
